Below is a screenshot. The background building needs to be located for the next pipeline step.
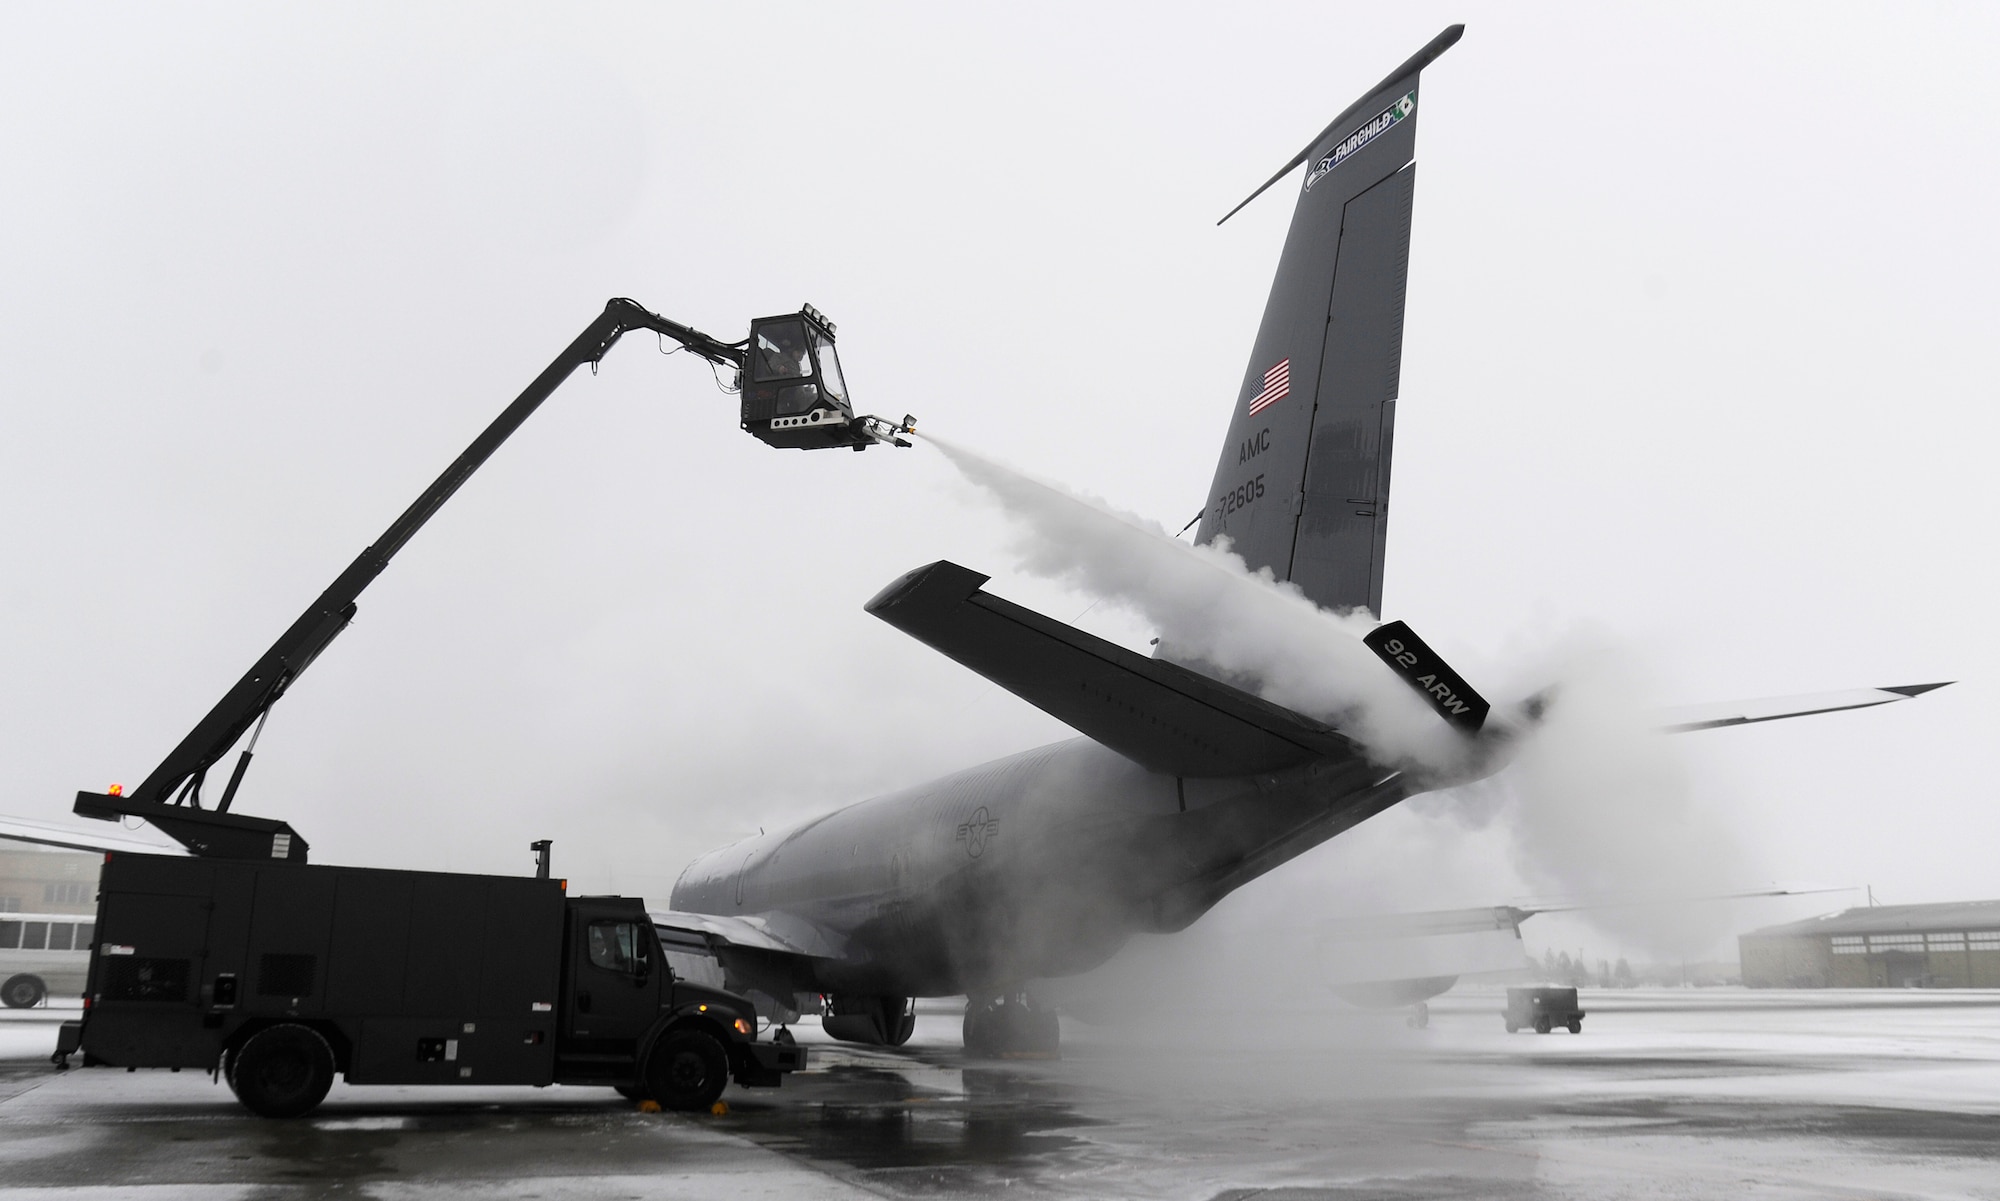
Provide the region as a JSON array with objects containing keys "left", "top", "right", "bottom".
[
  {"left": 0, "top": 846, "right": 100, "bottom": 915},
  {"left": 1741, "top": 901, "right": 2000, "bottom": 988}
]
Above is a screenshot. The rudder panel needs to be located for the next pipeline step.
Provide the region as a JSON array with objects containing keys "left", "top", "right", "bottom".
[{"left": 1289, "top": 164, "right": 1414, "bottom": 616}]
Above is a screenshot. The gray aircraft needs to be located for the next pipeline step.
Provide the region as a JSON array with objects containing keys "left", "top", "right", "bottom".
[{"left": 653, "top": 26, "right": 1943, "bottom": 1056}]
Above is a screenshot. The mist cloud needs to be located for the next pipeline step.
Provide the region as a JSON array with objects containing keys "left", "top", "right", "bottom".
[
  {"left": 928, "top": 435, "right": 1757, "bottom": 957},
  {"left": 924, "top": 434, "right": 1473, "bottom": 776}
]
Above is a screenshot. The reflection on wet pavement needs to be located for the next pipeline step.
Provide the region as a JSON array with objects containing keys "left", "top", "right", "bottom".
[
  {"left": 701, "top": 995, "right": 2000, "bottom": 1199},
  {"left": 3, "top": 992, "right": 2000, "bottom": 1199},
  {"left": 720, "top": 1048, "right": 1113, "bottom": 1192}
]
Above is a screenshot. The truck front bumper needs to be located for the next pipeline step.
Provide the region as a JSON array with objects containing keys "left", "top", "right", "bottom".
[{"left": 733, "top": 1039, "right": 808, "bottom": 1087}]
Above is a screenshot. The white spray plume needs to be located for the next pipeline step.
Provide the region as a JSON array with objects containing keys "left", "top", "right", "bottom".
[
  {"left": 923, "top": 434, "right": 1474, "bottom": 775},
  {"left": 924, "top": 434, "right": 1759, "bottom": 957},
  {"left": 1498, "top": 643, "right": 1756, "bottom": 954}
]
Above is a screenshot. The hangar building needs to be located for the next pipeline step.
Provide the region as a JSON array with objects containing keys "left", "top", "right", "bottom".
[{"left": 1740, "top": 901, "right": 2000, "bottom": 988}]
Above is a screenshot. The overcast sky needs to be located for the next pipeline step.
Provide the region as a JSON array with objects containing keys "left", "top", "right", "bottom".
[{"left": 3, "top": 3, "right": 1994, "bottom": 963}]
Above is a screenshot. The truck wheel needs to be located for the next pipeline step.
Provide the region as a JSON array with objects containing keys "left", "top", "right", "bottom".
[
  {"left": 645, "top": 1029, "right": 729, "bottom": 1112},
  {"left": 1504, "top": 1020, "right": 1519, "bottom": 1033},
  {"left": 1534, "top": 1017, "right": 1551, "bottom": 1034},
  {"left": 230, "top": 1025, "right": 336, "bottom": 1118},
  {"left": 1, "top": 975, "right": 46, "bottom": 1009},
  {"left": 1567, "top": 1020, "right": 1582, "bottom": 1034}
]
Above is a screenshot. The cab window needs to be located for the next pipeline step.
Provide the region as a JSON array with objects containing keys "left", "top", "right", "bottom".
[
  {"left": 586, "top": 920, "right": 649, "bottom": 975},
  {"left": 751, "top": 320, "right": 811, "bottom": 382},
  {"left": 812, "top": 331, "right": 846, "bottom": 402}
]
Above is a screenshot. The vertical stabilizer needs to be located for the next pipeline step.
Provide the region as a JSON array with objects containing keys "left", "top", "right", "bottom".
[{"left": 1197, "top": 27, "right": 1459, "bottom": 617}]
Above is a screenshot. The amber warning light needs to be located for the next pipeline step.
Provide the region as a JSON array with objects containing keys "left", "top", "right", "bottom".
[{"left": 107, "top": 784, "right": 123, "bottom": 796}]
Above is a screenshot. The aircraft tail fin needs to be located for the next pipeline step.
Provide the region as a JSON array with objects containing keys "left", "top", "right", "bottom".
[{"left": 1197, "top": 26, "right": 1460, "bottom": 617}]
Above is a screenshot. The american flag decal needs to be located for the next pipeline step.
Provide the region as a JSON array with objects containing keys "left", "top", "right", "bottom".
[{"left": 1247, "top": 358, "right": 1290, "bottom": 416}]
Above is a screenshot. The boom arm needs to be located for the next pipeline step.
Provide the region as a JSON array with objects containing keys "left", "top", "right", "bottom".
[{"left": 75, "top": 299, "right": 756, "bottom": 854}]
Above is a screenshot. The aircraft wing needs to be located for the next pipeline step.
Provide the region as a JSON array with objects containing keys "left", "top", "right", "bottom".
[
  {"left": 651, "top": 908, "right": 844, "bottom": 1021},
  {"left": 649, "top": 909, "right": 841, "bottom": 960},
  {"left": 1660, "top": 682, "right": 1949, "bottom": 733},
  {"left": 0, "top": 812, "right": 187, "bottom": 856},
  {"left": 866, "top": 560, "right": 1362, "bottom": 778}
]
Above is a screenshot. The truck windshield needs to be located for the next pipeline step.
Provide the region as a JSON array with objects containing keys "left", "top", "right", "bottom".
[
  {"left": 751, "top": 320, "right": 811, "bottom": 382},
  {"left": 587, "top": 920, "right": 648, "bottom": 975}
]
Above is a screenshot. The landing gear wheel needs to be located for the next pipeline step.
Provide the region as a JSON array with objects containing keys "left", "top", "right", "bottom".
[
  {"left": 1, "top": 974, "right": 45, "bottom": 1009},
  {"left": 962, "top": 994, "right": 1059, "bottom": 1059},
  {"left": 645, "top": 1029, "right": 729, "bottom": 1112},
  {"left": 229, "top": 1024, "right": 336, "bottom": 1118}
]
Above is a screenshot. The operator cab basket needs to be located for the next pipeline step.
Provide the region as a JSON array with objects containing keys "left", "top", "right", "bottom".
[{"left": 740, "top": 305, "right": 868, "bottom": 450}]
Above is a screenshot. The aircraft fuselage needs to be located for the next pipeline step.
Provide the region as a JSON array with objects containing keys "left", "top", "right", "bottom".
[{"left": 669, "top": 737, "right": 1407, "bottom": 999}]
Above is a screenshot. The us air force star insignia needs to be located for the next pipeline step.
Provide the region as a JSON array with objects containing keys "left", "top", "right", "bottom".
[{"left": 955, "top": 807, "right": 1000, "bottom": 858}]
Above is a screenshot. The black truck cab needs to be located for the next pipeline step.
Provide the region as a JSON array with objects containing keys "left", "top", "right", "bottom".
[
  {"left": 557, "top": 896, "right": 793, "bottom": 1092},
  {"left": 58, "top": 852, "right": 803, "bottom": 1117}
]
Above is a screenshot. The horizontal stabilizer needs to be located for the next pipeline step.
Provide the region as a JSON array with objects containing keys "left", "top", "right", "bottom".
[
  {"left": 866, "top": 561, "right": 1361, "bottom": 778},
  {"left": 1660, "top": 682, "right": 1950, "bottom": 733}
]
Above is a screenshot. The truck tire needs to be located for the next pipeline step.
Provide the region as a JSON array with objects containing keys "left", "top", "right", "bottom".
[
  {"left": 229, "top": 1024, "right": 336, "bottom": 1118},
  {"left": 1, "top": 974, "right": 45, "bottom": 1009},
  {"left": 1567, "top": 1019, "right": 1582, "bottom": 1034},
  {"left": 644, "top": 1028, "right": 729, "bottom": 1112},
  {"left": 1534, "top": 1017, "right": 1552, "bottom": 1034}
]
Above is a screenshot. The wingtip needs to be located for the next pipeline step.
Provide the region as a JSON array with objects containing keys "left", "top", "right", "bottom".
[
  {"left": 1880, "top": 681, "right": 1953, "bottom": 698},
  {"left": 864, "top": 559, "right": 990, "bottom": 620}
]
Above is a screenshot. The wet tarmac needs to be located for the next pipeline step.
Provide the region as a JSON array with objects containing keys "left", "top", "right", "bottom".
[{"left": 3, "top": 989, "right": 1999, "bottom": 1199}]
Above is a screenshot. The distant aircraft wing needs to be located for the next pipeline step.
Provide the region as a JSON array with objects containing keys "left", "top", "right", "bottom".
[
  {"left": 1326, "top": 887, "right": 1853, "bottom": 943},
  {"left": 1320, "top": 905, "right": 1534, "bottom": 942},
  {"left": 866, "top": 560, "right": 1363, "bottom": 777},
  {"left": 1660, "top": 682, "right": 1949, "bottom": 733},
  {"left": 0, "top": 812, "right": 187, "bottom": 856}
]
